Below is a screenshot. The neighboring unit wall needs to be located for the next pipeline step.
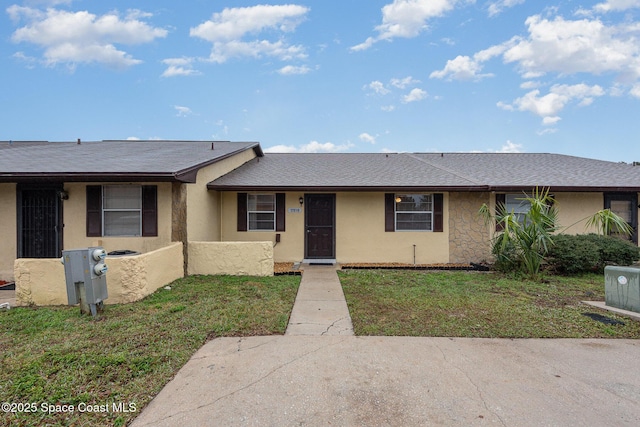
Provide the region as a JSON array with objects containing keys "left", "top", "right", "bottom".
[
  {"left": 448, "top": 192, "right": 491, "bottom": 264},
  {"left": 14, "top": 243, "right": 183, "bottom": 306},
  {"left": 188, "top": 241, "right": 274, "bottom": 276},
  {"left": 0, "top": 183, "right": 17, "bottom": 281},
  {"left": 221, "top": 191, "right": 450, "bottom": 264},
  {"left": 187, "top": 148, "right": 258, "bottom": 242},
  {"left": 63, "top": 182, "right": 173, "bottom": 254}
]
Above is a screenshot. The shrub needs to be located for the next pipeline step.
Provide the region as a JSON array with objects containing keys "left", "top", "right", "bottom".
[{"left": 547, "top": 234, "right": 640, "bottom": 274}]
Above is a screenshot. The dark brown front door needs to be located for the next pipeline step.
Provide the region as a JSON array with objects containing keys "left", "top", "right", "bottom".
[
  {"left": 17, "top": 185, "right": 63, "bottom": 258},
  {"left": 305, "top": 194, "right": 335, "bottom": 259},
  {"left": 605, "top": 192, "right": 638, "bottom": 244}
]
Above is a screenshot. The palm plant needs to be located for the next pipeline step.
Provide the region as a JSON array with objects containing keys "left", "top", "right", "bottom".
[
  {"left": 480, "top": 187, "right": 559, "bottom": 278},
  {"left": 480, "top": 187, "right": 635, "bottom": 278}
]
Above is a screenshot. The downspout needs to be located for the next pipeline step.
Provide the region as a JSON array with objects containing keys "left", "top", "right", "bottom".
[{"left": 172, "top": 182, "right": 188, "bottom": 276}]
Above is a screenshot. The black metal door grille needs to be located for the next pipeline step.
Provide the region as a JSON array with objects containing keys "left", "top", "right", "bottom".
[{"left": 19, "top": 187, "right": 61, "bottom": 258}]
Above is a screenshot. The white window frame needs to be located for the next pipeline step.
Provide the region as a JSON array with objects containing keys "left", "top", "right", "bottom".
[
  {"left": 247, "top": 193, "right": 276, "bottom": 231},
  {"left": 504, "top": 194, "right": 532, "bottom": 223},
  {"left": 395, "top": 194, "right": 433, "bottom": 232},
  {"left": 102, "top": 185, "right": 142, "bottom": 237}
]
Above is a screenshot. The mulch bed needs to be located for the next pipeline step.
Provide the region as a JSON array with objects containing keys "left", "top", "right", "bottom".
[
  {"left": 274, "top": 262, "right": 302, "bottom": 276},
  {"left": 273, "top": 262, "right": 491, "bottom": 275},
  {"left": 340, "top": 262, "right": 489, "bottom": 271}
]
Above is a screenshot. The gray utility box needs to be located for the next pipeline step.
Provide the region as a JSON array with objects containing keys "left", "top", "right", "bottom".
[
  {"left": 604, "top": 265, "right": 640, "bottom": 313},
  {"left": 62, "top": 247, "right": 108, "bottom": 316}
]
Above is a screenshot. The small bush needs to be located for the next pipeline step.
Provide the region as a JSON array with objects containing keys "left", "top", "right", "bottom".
[{"left": 547, "top": 234, "right": 640, "bottom": 274}]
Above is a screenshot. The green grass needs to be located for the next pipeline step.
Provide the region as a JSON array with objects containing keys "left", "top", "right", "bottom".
[
  {"left": 0, "top": 274, "right": 300, "bottom": 427},
  {"left": 339, "top": 270, "right": 640, "bottom": 338}
]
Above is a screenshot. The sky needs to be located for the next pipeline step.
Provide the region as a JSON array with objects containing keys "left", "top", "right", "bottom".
[{"left": 2, "top": 0, "right": 640, "bottom": 162}]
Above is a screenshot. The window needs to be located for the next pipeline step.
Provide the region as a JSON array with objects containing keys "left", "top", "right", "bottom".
[
  {"left": 504, "top": 194, "right": 531, "bottom": 223},
  {"left": 248, "top": 194, "right": 275, "bottom": 231},
  {"left": 237, "top": 193, "right": 286, "bottom": 232},
  {"left": 395, "top": 194, "right": 433, "bottom": 231},
  {"left": 86, "top": 185, "right": 157, "bottom": 237},
  {"left": 385, "top": 193, "right": 443, "bottom": 232}
]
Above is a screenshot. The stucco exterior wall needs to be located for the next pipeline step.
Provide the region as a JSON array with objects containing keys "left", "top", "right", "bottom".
[
  {"left": 0, "top": 183, "right": 17, "bottom": 281},
  {"left": 14, "top": 243, "right": 183, "bottom": 306},
  {"left": 554, "top": 192, "right": 603, "bottom": 234},
  {"left": 449, "top": 192, "right": 491, "bottom": 263},
  {"left": 188, "top": 241, "right": 274, "bottom": 276},
  {"left": 221, "top": 191, "right": 450, "bottom": 264},
  {"left": 187, "top": 148, "right": 258, "bottom": 242},
  {"left": 63, "top": 182, "right": 173, "bottom": 254}
]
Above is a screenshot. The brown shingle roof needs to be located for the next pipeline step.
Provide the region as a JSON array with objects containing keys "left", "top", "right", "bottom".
[
  {"left": 208, "top": 152, "right": 640, "bottom": 191},
  {"left": 0, "top": 140, "right": 262, "bottom": 183}
]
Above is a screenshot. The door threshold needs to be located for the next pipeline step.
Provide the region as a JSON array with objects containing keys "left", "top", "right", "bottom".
[{"left": 303, "top": 259, "right": 336, "bottom": 265}]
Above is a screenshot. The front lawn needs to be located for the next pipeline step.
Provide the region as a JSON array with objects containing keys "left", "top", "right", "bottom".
[
  {"left": 339, "top": 270, "right": 640, "bottom": 338},
  {"left": 0, "top": 274, "right": 300, "bottom": 427}
]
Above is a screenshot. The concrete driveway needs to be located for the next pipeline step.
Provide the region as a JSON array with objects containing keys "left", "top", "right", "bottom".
[{"left": 131, "top": 336, "right": 640, "bottom": 426}]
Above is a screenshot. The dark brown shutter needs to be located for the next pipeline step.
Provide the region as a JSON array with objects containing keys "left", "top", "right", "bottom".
[
  {"left": 237, "top": 193, "right": 248, "bottom": 232},
  {"left": 495, "top": 193, "right": 506, "bottom": 232},
  {"left": 142, "top": 186, "right": 158, "bottom": 237},
  {"left": 385, "top": 193, "right": 395, "bottom": 232},
  {"left": 86, "top": 185, "right": 102, "bottom": 237},
  {"left": 276, "top": 193, "right": 286, "bottom": 232},
  {"left": 433, "top": 193, "right": 443, "bottom": 232}
]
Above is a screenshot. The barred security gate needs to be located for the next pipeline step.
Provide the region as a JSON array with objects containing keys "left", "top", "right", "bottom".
[{"left": 17, "top": 185, "right": 63, "bottom": 258}]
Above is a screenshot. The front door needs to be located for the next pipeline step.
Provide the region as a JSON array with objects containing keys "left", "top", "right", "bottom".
[
  {"left": 17, "top": 185, "right": 63, "bottom": 258},
  {"left": 305, "top": 194, "right": 335, "bottom": 259},
  {"left": 605, "top": 192, "right": 638, "bottom": 244}
]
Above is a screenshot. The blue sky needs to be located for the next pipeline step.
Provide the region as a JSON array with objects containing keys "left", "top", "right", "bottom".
[{"left": 2, "top": 0, "right": 640, "bottom": 162}]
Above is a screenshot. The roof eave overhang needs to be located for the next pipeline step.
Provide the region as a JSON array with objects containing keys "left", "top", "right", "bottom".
[
  {"left": 0, "top": 172, "right": 188, "bottom": 183},
  {"left": 207, "top": 185, "right": 491, "bottom": 192},
  {"left": 208, "top": 184, "right": 640, "bottom": 193}
]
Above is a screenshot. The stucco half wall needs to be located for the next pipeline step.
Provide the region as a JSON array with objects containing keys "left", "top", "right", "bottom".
[
  {"left": 14, "top": 243, "right": 184, "bottom": 306},
  {"left": 188, "top": 241, "right": 274, "bottom": 277}
]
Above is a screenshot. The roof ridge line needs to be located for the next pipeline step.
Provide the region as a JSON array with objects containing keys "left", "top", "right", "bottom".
[{"left": 403, "top": 153, "right": 484, "bottom": 186}]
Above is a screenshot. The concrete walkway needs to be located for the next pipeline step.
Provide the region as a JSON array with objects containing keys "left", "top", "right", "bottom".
[
  {"left": 127, "top": 271, "right": 640, "bottom": 426},
  {"left": 285, "top": 264, "right": 353, "bottom": 336},
  {"left": 131, "top": 337, "right": 640, "bottom": 427}
]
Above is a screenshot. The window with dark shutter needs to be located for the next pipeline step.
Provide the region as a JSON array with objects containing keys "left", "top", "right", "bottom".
[
  {"left": 495, "top": 194, "right": 506, "bottom": 232},
  {"left": 142, "top": 186, "right": 158, "bottom": 237},
  {"left": 276, "top": 193, "right": 286, "bottom": 232},
  {"left": 237, "top": 193, "right": 248, "bottom": 232},
  {"left": 385, "top": 193, "right": 395, "bottom": 232},
  {"left": 433, "top": 193, "right": 443, "bottom": 232},
  {"left": 86, "top": 186, "right": 102, "bottom": 237}
]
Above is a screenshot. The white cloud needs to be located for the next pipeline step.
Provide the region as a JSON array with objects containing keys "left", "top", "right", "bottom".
[
  {"left": 190, "top": 5, "right": 309, "bottom": 63},
  {"left": 430, "top": 44, "right": 508, "bottom": 81},
  {"left": 381, "top": 105, "right": 396, "bottom": 112},
  {"left": 351, "top": 0, "right": 462, "bottom": 51},
  {"left": 631, "top": 83, "right": 640, "bottom": 98},
  {"left": 593, "top": 0, "right": 640, "bottom": 13},
  {"left": 430, "top": 55, "right": 485, "bottom": 80},
  {"left": 161, "top": 58, "right": 200, "bottom": 77},
  {"left": 9, "top": 6, "right": 167, "bottom": 69},
  {"left": 503, "top": 15, "right": 640, "bottom": 81},
  {"left": 359, "top": 133, "right": 377, "bottom": 144},
  {"left": 277, "top": 65, "right": 311, "bottom": 75},
  {"left": 390, "top": 76, "right": 421, "bottom": 88},
  {"left": 365, "top": 80, "right": 391, "bottom": 95},
  {"left": 174, "top": 106, "right": 193, "bottom": 117},
  {"left": 498, "top": 83, "right": 605, "bottom": 124},
  {"left": 496, "top": 141, "right": 523, "bottom": 153},
  {"left": 264, "top": 141, "right": 354, "bottom": 153},
  {"left": 487, "top": 0, "right": 525, "bottom": 17},
  {"left": 402, "top": 88, "right": 428, "bottom": 103}
]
